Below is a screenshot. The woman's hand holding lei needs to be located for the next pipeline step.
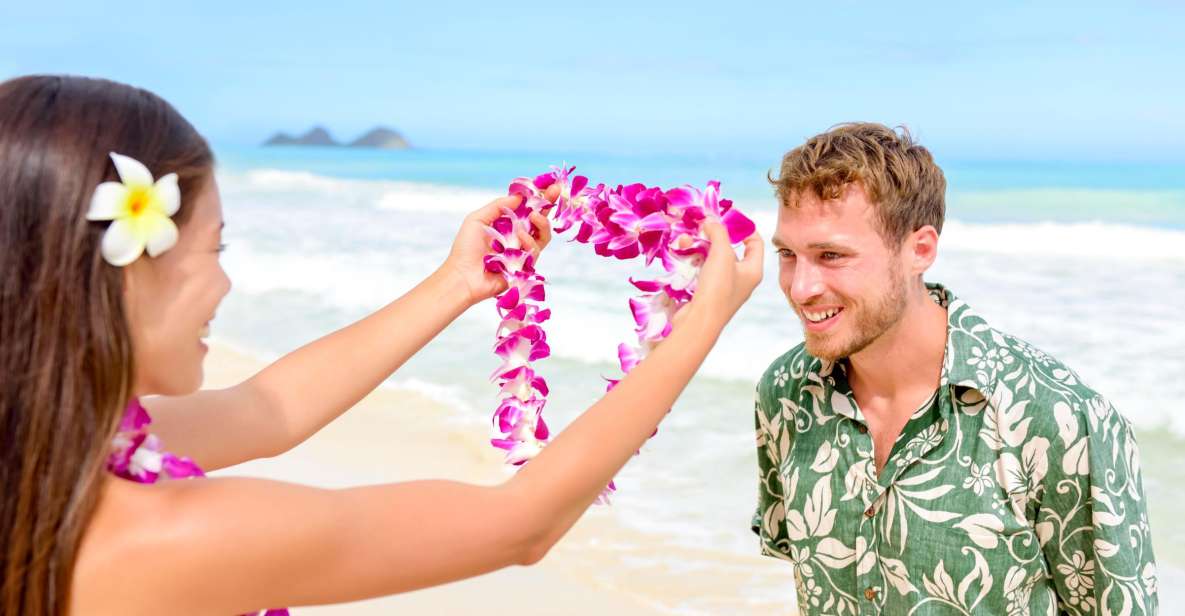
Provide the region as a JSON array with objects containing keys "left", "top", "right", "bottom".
[{"left": 443, "top": 188, "right": 558, "bottom": 307}]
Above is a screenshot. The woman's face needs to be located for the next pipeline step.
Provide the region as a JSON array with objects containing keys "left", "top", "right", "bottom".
[{"left": 124, "top": 176, "right": 231, "bottom": 397}]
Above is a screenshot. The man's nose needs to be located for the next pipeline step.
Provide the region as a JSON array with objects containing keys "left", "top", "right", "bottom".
[{"left": 789, "top": 260, "right": 824, "bottom": 306}]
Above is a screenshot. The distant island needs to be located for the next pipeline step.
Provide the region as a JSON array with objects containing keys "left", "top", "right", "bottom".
[{"left": 263, "top": 126, "right": 411, "bottom": 150}]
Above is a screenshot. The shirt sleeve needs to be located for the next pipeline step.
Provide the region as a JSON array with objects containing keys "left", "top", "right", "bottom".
[
  {"left": 752, "top": 377, "right": 791, "bottom": 561},
  {"left": 1038, "top": 392, "right": 1157, "bottom": 615}
]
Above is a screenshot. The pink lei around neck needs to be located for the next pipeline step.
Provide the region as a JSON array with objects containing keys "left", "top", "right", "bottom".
[{"left": 107, "top": 398, "right": 204, "bottom": 483}]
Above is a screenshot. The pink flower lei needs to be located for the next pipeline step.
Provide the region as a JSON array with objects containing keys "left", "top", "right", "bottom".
[
  {"left": 108, "top": 398, "right": 205, "bottom": 483},
  {"left": 483, "top": 167, "right": 755, "bottom": 502}
]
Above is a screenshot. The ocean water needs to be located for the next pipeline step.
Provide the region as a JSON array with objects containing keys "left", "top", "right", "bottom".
[{"left": 210, "top": 145, "right": 1185, "bottom": 611}]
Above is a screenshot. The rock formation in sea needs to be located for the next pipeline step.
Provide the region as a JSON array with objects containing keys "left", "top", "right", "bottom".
[
  {"left": 263, "top": 126, "right": 411, "bottom": 149},
  {"left": 347, "top": 127, "right": 411, "bottom": 149},
  {"left": 262, "top": 126, "right": 338, "bottom": 147}
]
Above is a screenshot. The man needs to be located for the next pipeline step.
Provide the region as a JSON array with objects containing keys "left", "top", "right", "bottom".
[{"left": 752, "top": 123, "right": 1156, "bottom": 615}]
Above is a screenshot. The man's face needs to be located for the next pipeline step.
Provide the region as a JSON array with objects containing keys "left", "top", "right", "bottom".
[{"left": 772, "top": 183, "right": 909, "bottom": 361}]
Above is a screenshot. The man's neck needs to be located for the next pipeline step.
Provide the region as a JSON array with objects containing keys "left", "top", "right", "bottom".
[
  {"left": 846, "top": 287, "right": 948, "bottom": 404},
  {"left": 845, "top": 286, "right": 948, "bottom": 475}
]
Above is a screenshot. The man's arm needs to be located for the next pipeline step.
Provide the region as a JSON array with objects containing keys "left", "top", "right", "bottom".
[
  {"left": 1038, "top": 392, "right": 1157, "bottom": 615},
  {"left": 752, "top": 361, "right": 793, "bottom": 561}
]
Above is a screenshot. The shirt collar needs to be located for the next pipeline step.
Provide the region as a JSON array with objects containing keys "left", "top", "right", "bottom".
[
  {"left": 931, "top": 283, "right": 997, "bottom": 400},
  {"left": 810, "top": 282, "right": 996, "bottom": 417}
]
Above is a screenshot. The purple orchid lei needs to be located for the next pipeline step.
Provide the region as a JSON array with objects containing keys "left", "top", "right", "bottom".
[
  {"left": 483, "top": 167, "right": 756, "bottom": 503},
  {"left": 107, "top": 398, "right": 205, "bottom": 483},
  {"left": 107, "top": 400, "right": 288, "bottom": 616}
]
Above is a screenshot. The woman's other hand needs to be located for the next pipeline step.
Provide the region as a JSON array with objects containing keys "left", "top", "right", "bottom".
[
  {"left": 444, "top": 186, "right": 558, "bottom": 306},
  {"left": 682, "top": 222, "right": 763, "bottom": 330}
]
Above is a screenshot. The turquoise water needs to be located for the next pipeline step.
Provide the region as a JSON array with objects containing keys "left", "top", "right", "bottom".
[
  {"left": 215, "top": 145, "right": 1185, "bottom": 227},
  {"left": 210, "top": 144, "right": 1185, "bottom": 612}
]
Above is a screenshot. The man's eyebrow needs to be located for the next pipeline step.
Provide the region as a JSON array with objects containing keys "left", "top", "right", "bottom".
[
  {"left": 771, "top": 237, "right": 790, "bottom": 248},
  {"left": 807, "top": 241, "right": 851, "bottom": 251}
]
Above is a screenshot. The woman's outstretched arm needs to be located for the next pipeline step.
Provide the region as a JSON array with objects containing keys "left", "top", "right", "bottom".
[
  {"left": 73, "top": 224, "right": 763, "bottom": 616},
  {"left": 147, "top": 192, "right": 554, "bottom": 470}
]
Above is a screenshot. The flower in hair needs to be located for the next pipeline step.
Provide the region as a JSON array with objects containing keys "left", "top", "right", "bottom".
[{"left": 86, "top": 153, "right": 181, "bottom": 266}]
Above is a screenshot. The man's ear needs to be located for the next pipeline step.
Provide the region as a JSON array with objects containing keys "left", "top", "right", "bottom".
[{"left": 907, "top": 225, "right": 939, "bottom": 276}]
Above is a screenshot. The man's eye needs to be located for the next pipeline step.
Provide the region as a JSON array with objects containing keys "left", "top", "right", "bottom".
[
  {"left": 217, "top": 243, "right": 228, "bottom": 253},
  {"left": 821, "top": 251, "right": 842, "bottom": 261},
  {"left": 777, "top": 249, "right": 796, "bottom": 259}
]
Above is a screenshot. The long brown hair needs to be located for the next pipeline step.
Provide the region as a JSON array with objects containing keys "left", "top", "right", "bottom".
[{"left": 0, "top": 75, "right": 213, "bottom": 615}]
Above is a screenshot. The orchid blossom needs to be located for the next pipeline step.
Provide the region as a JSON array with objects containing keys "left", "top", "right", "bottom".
[
  {"left": 484, "top": 167, "right": 755, "bottom": 502},
  {"left": 107, "top": 398, "right": 204, "bottom": 483}
]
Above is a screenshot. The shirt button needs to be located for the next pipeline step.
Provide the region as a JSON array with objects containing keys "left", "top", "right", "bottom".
[
  {"left": 856, "top": 423, "right": 868, "bottom": 434},
  {"left": 864, "top": 587, "right": 877, "bottom": 601},
  {"left": 864, "top": 505, "right": 876, "bottom": 518}
]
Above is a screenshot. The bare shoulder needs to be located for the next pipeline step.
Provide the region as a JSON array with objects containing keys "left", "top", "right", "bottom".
[
  {"left": 72, "top": 475, "right": 337, "bottom": 615},
  {"left": 71, "top": 474, "right": 529, "bottom": 615}
]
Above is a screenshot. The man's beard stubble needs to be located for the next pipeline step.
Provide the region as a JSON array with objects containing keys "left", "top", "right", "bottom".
[{"left": 803, "top": 263, "right": 908, "bottom": 362}]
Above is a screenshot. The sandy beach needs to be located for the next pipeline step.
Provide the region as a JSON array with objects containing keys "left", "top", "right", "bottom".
[{"left": 205, "top": 341, "right": 797, "bottom": 615}]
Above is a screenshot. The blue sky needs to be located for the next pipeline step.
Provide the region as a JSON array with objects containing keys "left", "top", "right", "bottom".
[{"left": 2, "top": 1, "right": 1183, "bottom": 161}]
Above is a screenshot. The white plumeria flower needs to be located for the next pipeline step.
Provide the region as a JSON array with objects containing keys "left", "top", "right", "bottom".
[{"left": 86, "top": 152, "right": 181, "bottom": 266}]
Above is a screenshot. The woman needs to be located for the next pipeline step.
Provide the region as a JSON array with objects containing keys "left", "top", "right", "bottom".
[{"left": 0, "top": 75, "right": 763, "bottom": 615}]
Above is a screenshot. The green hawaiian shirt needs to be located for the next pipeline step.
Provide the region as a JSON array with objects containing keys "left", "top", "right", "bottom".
[{"left": 753, "top": 284, "right": 1157, "bottom": 615}]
